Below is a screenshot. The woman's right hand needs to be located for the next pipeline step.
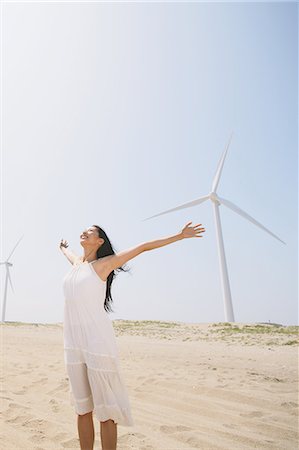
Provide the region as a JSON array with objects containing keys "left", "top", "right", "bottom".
[{"left": 60, "top": 239, "right": 69, "bottom": 250}]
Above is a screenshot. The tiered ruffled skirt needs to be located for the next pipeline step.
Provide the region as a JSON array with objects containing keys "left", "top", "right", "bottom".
[{"left": 65, "top": 346, "right": 134, "bottom": 426}]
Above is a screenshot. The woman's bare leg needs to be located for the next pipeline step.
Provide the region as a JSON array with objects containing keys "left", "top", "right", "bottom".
[
  {"left": 77, "top": 411, "right": 94, "bottom": 450},
  {"left": 100, "top": 419, "right": 117, "bottom": 450}
]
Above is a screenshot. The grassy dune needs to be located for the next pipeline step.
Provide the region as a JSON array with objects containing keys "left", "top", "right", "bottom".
[{"left": 2, "top": 320, "right": 298, "bottom": 346}]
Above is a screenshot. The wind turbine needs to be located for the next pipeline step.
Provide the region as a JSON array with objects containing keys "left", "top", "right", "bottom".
[
  {"left": 1, "top": 235, "right": 24, "bottom": 322},
  {"left": 142, "top": 133, "right": 286, "bottom": 322}
]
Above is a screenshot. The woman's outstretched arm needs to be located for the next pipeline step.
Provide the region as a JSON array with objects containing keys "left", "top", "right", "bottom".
[
  {"left": 59, "top": 239, "right": 79, "bottom": 265},
  {"left": 103, "top": 221, "right": 205, "bottom": 272},
  {"left": 143, "top": 221, "right": 205, "bottom": 251}
]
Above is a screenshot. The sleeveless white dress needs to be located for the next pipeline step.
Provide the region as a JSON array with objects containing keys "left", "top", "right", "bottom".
[{"left": 62, "top": 259, "right": 134, "bottom": 426}]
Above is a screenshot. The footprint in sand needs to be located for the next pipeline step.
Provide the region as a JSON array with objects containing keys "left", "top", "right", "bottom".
[
  {"left": 136, "top": 375, "right": 146, "bottom": 381},
  {"left": 12, "top": 389, "right": 27, "bottom": 395},
  {"left": 62, "top": 437, "right": 80, "bottom": 448},
  {"left": 118, "top": 432, "right": 153, "bottom": 449},
  {"left": 47, "top": 379, "right": 69, "bottom": 395},
  {"left": 26, "top": 363, "right": 35, "bottom": 368},
  {"left": 160, "top": 427, "right": 201, "bottom": 448},
  {"left": 31, "top": 377, "right": 48, "bottom": 386},
  {"left": 223, "top": 423, "right": 237, "bottom": 429},
  {"left": 281, "top": 401, "right": 298, "bottom": 408},
  {"left": 0, "top": 395, "right": 13, "bottom": 401},
  {"left": 240, "top": 410, "right": 264, "bottom": 418},
  {"left": 49, "top": 431, "right": 69, "bottom": 443},
  {"left": 119, "top": 431, "right": 147, "bottom": 443},
  {"left": 144, "top": 377, "right": 158, "bottom": 384},
  {"left": 49, "top": 398, "right": 60, "bottom": 413},
  {"left": 29, "top": 433, "right": 47, "bottom": 444},
  {"left": 263, "top": 376, "right": 284, "bottom": 382},
  {"left": 6, "top": 414, "right": 32, "bottom": 424},
  {"left": 131, "top": 432, "right": 146, "bottom": 439},
  {"left": 8, "top": 402, "right": 30, "bottom": 410},
  {"left": 23, "top": 418, "right": 47, "bottom": 430},
  {"left": 160, "top": 425, "right": 192, "bottom": 434},
  {"left": 4, "top": 403, "right": 31, "bottom": 422},
  {"left": 135, "top": 377, "right": 159, "bottom": 391}
]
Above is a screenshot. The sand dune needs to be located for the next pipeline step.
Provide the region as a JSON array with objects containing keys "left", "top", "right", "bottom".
[{"left": 1, "top": 320, "right": 298, "bottom": 449}]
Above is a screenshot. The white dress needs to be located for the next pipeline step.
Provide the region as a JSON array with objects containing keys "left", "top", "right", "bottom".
[{"left": 62, "top": 259, "right": 134, "bottom": 426}]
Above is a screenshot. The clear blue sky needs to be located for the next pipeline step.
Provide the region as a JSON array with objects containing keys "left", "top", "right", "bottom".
[{"left": 1, "top": 1, "right": 298, "bottom": 325}]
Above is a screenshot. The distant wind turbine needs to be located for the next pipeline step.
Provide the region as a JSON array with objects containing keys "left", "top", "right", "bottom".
[
  {"left": 1, "top": 235, "right": 24, "bottom": 322},
  {"left": 142, "top": 133, "right": 286, "bottom": 322}
]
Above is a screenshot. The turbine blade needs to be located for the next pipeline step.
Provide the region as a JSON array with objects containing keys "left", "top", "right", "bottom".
[
  {"left": 218, "top": 195, "right": 286, "bottom": 245},
  {"left": 6, "top": 234, "right": 24, "bottom": 261},
  {"left": 211, "top": 132, "right": 233, "bottom": 193},
  {"left": 7, "top": 268, "right": 15, "bottom": 294},
  {"left": 142, "top": 195, "right": 210, "bottom": 221}
]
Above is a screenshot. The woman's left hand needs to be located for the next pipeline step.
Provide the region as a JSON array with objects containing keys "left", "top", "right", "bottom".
[{"left": 181, "top": 221, "right": 206, "bottom": 239}]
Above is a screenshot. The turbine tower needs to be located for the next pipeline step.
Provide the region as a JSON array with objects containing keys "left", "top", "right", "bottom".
[
  {"left": 142, "top": 133, "right": 286, "bottom": 322},
  {"left": 1, "top": 235, "right": 24, "bottom": 322}
]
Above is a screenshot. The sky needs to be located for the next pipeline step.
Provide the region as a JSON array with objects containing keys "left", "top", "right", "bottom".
[{"left": 1, "top": 1, "right": 298, "bottom": 326}]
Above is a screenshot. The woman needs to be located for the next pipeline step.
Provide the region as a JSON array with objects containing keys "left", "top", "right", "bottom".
[{"left": 59, "top": 221, "right": 205, "bottom": 450}]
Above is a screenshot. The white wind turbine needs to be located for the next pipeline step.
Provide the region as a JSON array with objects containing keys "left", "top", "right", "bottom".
[
  {"left": 142, "top": 134, "right": 286, "bottom": 322},
  {"left": 1, "top": 235, "right": 24, "bottom": 322}
]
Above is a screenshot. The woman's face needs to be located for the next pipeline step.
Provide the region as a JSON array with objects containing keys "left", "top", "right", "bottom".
[{"left": 80, "top": 226, "right": 103, "bottom": 248}]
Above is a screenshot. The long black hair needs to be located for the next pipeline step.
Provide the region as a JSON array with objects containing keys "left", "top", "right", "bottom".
[{"left": 92, "top": 225, "right": 131, "bottom": 313}]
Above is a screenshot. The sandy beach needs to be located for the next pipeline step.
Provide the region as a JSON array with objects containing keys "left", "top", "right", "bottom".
[{"left": 1, "top": 320, "right": 298, "bottom": 449}]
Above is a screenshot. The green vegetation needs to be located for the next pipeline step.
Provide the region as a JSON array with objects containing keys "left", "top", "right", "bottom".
[
  {"left": 1, "top": 321, "right": 61, "bottom": 327},
  {"left": 283, "top": 340, "right": 299, "bottom": 346},
  {"left": 1, "top": 321, "right": 40, "bottom": 326},
  {"left": 113, "top": 320, "right": 182, "bottom": 330},
  {"left": 207, "top": 322, "right": 299, "bottom": 346},
  {"left": 2, "top": 320, "right": 298, "bottom": 346},
  {"left": 209, "top": 323, "right": 299, "bottom": 335}
]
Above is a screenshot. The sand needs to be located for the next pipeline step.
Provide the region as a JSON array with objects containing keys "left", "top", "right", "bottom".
[{"left": 1, "top": 320, "right": 298, "bottom": 450}]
